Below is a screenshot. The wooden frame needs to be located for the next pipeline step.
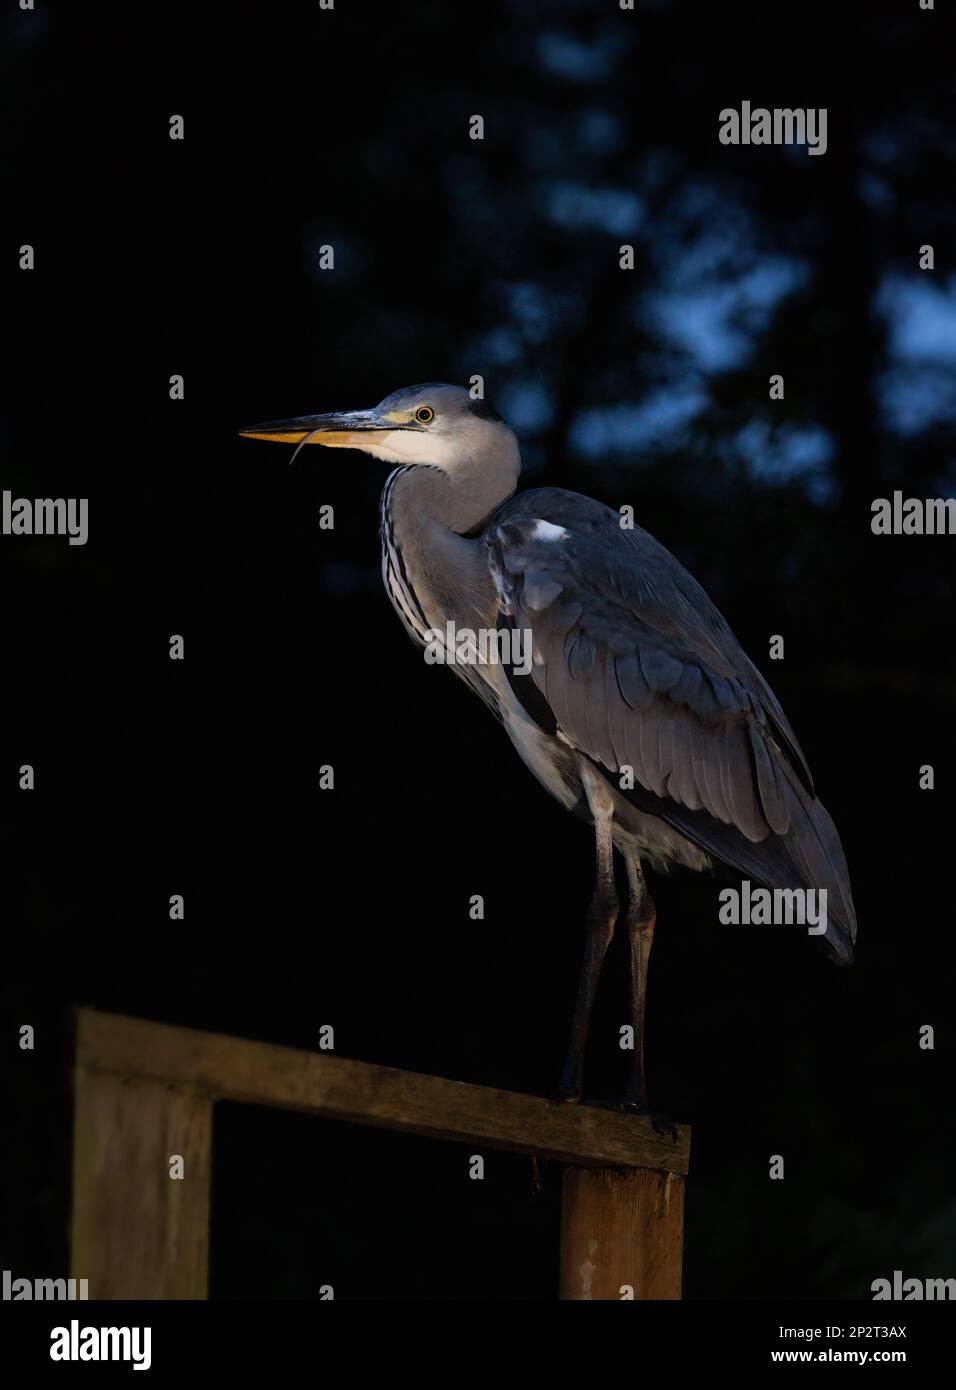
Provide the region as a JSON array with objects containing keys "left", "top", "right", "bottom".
[{"left": 70, "top": 1008, "right": 690, "bottom": 1300}]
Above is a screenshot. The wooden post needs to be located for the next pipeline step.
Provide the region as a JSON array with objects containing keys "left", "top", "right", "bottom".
[
  {"left": 559, "top": 1167, "right": 685, "bottom": 1300},
  {"left": 70, "top": 1065, "right": 212, "bottom": 1299},
  {"left": 70, "top": 1009, "right": 690, "bottom": 1300}
]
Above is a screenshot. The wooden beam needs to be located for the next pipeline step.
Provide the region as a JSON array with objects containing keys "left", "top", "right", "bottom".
[
  {"left": 70, "top": 1066, "right": 211, "bottom": 1299},
  {"left": 559, "top": 1167, "right": 685, "bottom": 1300},
  {"left": 75, "top": 1009, "right": 690, "bottom": 1174}
]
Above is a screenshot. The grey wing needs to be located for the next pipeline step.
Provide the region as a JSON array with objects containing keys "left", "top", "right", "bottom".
[{"left": 485, "top": 501, "right": 856, "bottom": 963}]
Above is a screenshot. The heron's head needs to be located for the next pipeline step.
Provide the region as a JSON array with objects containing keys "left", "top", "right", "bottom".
[{"left": 240, "top": 382, "right": 516, "bottom": 470}]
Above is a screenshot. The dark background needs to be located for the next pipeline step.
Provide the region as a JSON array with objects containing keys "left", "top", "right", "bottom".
[{"left": 3, "top": 0, "right": 955, "bottom": 1300}]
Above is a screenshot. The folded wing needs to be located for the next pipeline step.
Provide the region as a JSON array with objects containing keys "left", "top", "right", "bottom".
[{"left": 485, "top": 491, "right": 856, "bottom": 963}]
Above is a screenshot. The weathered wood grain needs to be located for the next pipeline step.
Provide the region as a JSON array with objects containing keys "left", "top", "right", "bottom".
[
  {"left": 75, "top": 1008, "right": 690, "bottom": 1173},
  {"left": 70, "top": 1065, "right": 212, "bottom": 1299},
  {"left": 560, "top": 1166, "right": 686, "bottom": 1300}
]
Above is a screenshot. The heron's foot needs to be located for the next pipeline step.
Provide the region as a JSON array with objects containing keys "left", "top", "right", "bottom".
[
  {"left": 556, "top": 1092, "right": 647, "bottom": 1112},
  {"left": 552, "top": 1079, "right": 583, "bottom": 1104},
  {"left": 553, "top": 1051, "right": 586, "bottom": 1103},
  {"left": 620, "top": 1101, "right": 679, "bottom": 1142}
]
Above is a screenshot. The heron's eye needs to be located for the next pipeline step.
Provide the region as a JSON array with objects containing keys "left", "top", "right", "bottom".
[{"left": 415, "top": 406, "right": 435, "bottom": 424}]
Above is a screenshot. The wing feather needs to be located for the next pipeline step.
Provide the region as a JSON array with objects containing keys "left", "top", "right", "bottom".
[{"left": 485, "top": 495, "right": 856, "bottom": 960}]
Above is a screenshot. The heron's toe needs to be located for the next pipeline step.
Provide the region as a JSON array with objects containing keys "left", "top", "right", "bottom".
[
  {"left": 551, "top": 1079, "right": 583, "bottom": 1104},
  {"left": 620, "top": 1102, "right": 679, "bottom": 1142}
]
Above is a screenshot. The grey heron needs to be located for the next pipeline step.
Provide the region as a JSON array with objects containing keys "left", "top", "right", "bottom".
[{"left": 241, "top": 383, "right": 857, "bottom": 1115}]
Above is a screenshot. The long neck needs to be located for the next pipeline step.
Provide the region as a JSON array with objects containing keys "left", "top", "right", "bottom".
[{"left": 380, "top": 446, "right": 520, "bottom": 631}]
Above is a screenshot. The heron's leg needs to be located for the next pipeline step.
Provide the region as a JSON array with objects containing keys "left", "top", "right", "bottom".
[
  {"left": 556, "top": 767, "right": 619, "bottom": 1102},
  {"left": 621, "top": 851, "right": 656, "bottom": 1109}
]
